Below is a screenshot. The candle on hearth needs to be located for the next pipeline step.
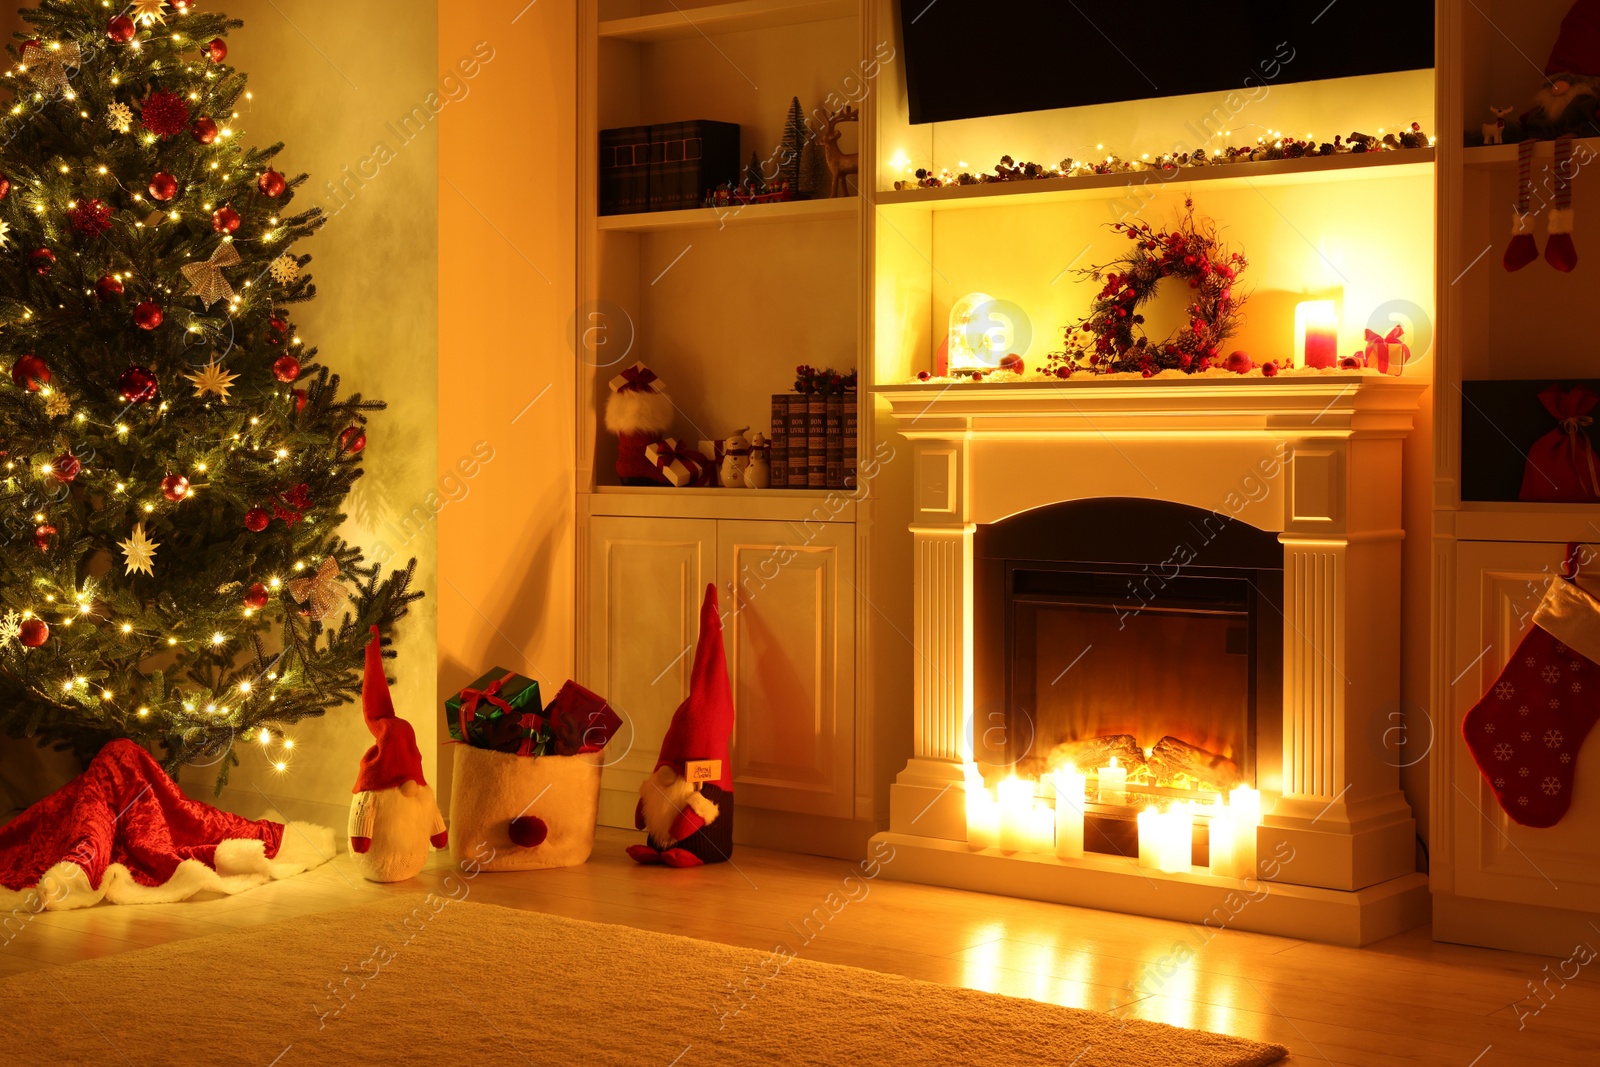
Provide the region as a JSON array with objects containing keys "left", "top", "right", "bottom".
[
  {"left": 1098, "top": 756, "right": 1126, "bottom": 805},
  {"left": 1158, "top": 804, "right": 1193, "bottom": 874},
  {"left": 1207, "top": 793, "right": 1237, "bottom": 877},
  {"left": 1054, "top": 763, "right": 1087, "bottom": 859},
  {"left": 966, "top": 777, "right": 998, "bottom": 850},
  {"left": 1295, "top": 299, "right": 1339, "bottom": 369},
  {"left": 1028, "top": 801, "right": 1055, "bottom": 854},
  {"left": 1136, "top": 806, "right": 1159, "bottom": 868},
  {"left": 998, "top": 775, "right": 1033, "bottom": 852},
  {"left": 1230, "top": 786, "right": 1262, "bottom": 878}
]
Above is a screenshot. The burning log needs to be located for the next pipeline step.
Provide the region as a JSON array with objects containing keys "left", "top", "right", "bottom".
[
  {"left": 1145, "top": 735, "right": 1241, "bottom": 790},
  {"left": 1044, "top": 734, "right": 1146, "bottom": 776}
]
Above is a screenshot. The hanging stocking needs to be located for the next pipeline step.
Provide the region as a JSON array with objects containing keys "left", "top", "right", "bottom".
[
  {"left": 1546, "top": 134, "right": 1578, "bottom": 272},
  {"left": 1463, "top": 545, "right": 1600, "bottom": 827},
  {"left": 1504, "top": 140, "right": 1540, "bottom": 272}
]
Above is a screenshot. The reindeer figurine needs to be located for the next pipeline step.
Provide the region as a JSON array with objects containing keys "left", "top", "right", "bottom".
[
  {"left": 1482, "top": 105, "right": 1514, "bottom": 145},
  {"left": 819, "top": 105, "right": 859, "bottom": 198}
]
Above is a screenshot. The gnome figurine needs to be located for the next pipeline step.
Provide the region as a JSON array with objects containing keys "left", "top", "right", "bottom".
[
  {"left": 348, "top": 627, "right": 447, "bottom": 882},
  {"left": 627, "top": 583, "right": 735, "bottom": 868}
]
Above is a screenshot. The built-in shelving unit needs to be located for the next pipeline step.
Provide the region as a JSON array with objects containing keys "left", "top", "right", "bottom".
[
  {"left": 598, "top": 0, "right": 857, "bottom": 43},
  {"left": 597, "top": 195, "right": 859, "bottom": 232},
  {"left": 1463, "top": 134, "right": 1600, "bottom": 167}
]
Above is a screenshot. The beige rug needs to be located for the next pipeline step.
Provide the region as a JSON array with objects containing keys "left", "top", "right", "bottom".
[{"left": 0, "top": 898, "right": 1286, "bottom": 1066}]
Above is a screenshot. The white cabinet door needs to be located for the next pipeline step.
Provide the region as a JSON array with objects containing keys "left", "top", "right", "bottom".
[
  {"left": 1450, "top": 540, "right": 1600, "bottom": 912},
  {"left": 584, "top": 515, "right": 716, "bottom": 822},
  {"left": 717, "top": 520, "right": 856, "bottom": 818}
]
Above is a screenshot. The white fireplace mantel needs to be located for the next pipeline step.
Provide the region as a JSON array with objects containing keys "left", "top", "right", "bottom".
[{"left": 869, "top": 375, "right": 1431, "bottom": 946}]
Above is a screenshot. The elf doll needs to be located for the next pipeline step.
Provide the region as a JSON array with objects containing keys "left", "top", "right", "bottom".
[
  {"left": 628, "top": 583, "right": 736, "bottom": 868},
  {"left": 348, "top": 627, "right": 448, "bottom": 881}
]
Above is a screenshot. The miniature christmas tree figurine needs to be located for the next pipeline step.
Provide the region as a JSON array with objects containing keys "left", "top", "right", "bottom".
[
  {"left": 781, "top": 96, "right": 805, "bottom": 191},
  {"left": 0, "top": 1, "right": 420, "bottom": 787}
]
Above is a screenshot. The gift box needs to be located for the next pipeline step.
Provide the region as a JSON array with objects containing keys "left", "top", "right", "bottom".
[
  {"left": 446, "top": 668, "right": 543, "bottom": 754},
  {"left": 544, "top": 680, "right": 624, "bottom": 756},
  {"left": 1363, "top": 326, "right": 1409, "bottom": 376},
  {"left": 645, "top": 438, "right": 714, "bottom": 487}
]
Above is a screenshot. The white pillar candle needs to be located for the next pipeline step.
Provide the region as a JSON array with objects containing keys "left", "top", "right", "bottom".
[
  {"left": 1029, "top": 802, "right": 1055, "bottom": 854},
  {"left": 966, "top": 778, "right": 998, "bottom": 850},
  {"left": 1230, "top": 786, "right": 1261, "bottom": 879},
  {"left": 1053, "top": 764, "right": 1086, "bottom": 859},
  {"left": 1098, "top": 756, "right": 1126, "bottom": 805},
  {"left": 1136, "top": 807, "right": 1159, "bottom": 868},
  {"left": 1207, "top": 793, "right": 1237, "bottom": 877},
  {"left": 1158, "top": 804, "right": 1193, "bottom": 874},
  {"left": 997, "top": 776, "right": 1033, "bottom": 852}
]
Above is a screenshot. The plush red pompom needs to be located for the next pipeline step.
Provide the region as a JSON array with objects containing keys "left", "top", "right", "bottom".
[
  {"left": 141, "top": 90, "right": 191, "bottom": 138},
  {"left": 508, "top": 815, "right": 548, "bottom": 848}
]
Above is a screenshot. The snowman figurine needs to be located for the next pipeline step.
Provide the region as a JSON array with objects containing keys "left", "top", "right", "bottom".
[
  {"left": 744, "top": 432, "right": 771, "bottom": 489},
  {"left": 719, "top": 428, "right": 750, "bottom": 489}
]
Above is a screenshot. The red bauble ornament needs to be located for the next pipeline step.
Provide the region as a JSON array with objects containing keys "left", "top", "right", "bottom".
[
  {"left": 205, "top": 38, "right": 228, "bottom": 63},
  {"left": 148, "top": 171, "right": 179, "bottom": 201},
  {"left": 916, "top": 370, "right": 931, "bottom": 381},
  {"left": 18, "top": 618, "right": 48, "bottom": 648},
  {"left": 257, "top": 169, "right": 286, "bottom": 198},
  {"left": 133, "top": 301, "right": 164, "bottom": 330},
  {"left": 271, "top": 354, "right": 300, "bottom": 382},
  {"left": 1224, "top": 350, "right": 1255, "bottom": 374},
  {"left": 243, "top": 582, "right": 270, "bottom": 610},
  {"left": 243, "top": 507, "right": 270, "bottom": 532},
  {"left": 999, "top": 353, "right": 1025, "bottom": 375},
  {"left": 51, "top": 452, "right": 81, "bottom": 483},
  {"left": 107, "top": 15, "right": 136, "bottom": 44},
  {"left": 30, "top": 248, "right": 55, "bottom": 275},
  {"left": 118, "top": 366, "right": 159, "bottom": 404},
  {"left": 160, "top": 474, "right": 190, "bottom": 501},
  {"left": 267, "top": 316, "right": 289, "bottom": 344},
  {"left": 192, "top": 116, "right": 219, "bottom": 144},
  {"left": 33, "top": 524, "right": 56, "bottom": 552},
  {"left": 140, "top": 90, "right": 191, "bottom": 138},
  {"left": 291, "top": 388, "right": 307, "bottom": 412},
  {"left": 11, "top": 354, "right": 50, "bottom": 391},
  {"left": 96, "top": 274, "right": 124, "bottom": 302},
  {"left": 338, "top": 426, "right": 367, "bottom": 454},
  {"left": 211, "top": 205, "right": 240, "bottom": 234},
  {"left": 0, "top": 174, "right": 9, "bottom": 199},
  {"left": 1261, "top": 361, "right": 1280, "bottom": 378}
]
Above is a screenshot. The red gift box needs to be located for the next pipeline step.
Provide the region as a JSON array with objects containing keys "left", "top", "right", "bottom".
[{"left": 1363, "top": 326, "right": 1409, "bottom": 376}]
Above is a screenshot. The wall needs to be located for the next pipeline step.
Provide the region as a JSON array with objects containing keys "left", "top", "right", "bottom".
[{"left": 436, "top": 1, "right": 579, "bottom": 814}]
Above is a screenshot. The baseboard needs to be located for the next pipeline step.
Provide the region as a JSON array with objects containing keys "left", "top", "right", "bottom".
[{"left": 1432, "top": 890, "right": 1600, "bottom": 957}]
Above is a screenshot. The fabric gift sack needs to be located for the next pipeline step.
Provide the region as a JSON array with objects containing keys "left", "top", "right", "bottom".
[
  {"left": 448, "top": 746, "right": 603, "bottom": 871},
  {"left": 1520, "top": 383, "right": 1600, "bottom": 503}
]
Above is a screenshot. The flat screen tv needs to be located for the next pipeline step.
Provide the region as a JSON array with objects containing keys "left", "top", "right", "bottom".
[{"left": 900, "top": 1, "right": 1434, "bottom": 125}]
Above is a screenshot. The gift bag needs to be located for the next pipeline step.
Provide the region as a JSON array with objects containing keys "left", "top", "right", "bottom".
[{"left": 1520, "top": 384, "right": 1600, "bottom": 503}]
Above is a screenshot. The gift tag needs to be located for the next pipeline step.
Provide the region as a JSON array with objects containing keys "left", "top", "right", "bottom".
[{"left": 685, "top": 759, "right": 722, "bottom": 785}]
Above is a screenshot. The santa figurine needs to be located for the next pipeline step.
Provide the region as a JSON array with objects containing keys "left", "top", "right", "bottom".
[
  {"left": 627, "top": 583, "right": 735, "bottom": 868},
  {"left": 348, "top": 627, "right": 447, "bottom": 882}
]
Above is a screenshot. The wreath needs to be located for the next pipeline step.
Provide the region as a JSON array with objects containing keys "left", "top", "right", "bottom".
[{"left": 1048, "top": 199, "right": 1248, "bottom": 376}]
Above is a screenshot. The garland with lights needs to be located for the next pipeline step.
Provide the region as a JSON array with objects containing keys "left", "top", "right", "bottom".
[
  {"left": 0, "top": 0, "right": 420, "bottom": 788},
  {"left": 1046, "top": 199, "right": 1248, "bottom": 376}
]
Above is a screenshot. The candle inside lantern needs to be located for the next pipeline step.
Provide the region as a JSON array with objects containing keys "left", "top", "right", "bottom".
[
  {"left": 1230, "top": 785, "right": 1262, "bottom": 878},
  {"left": 1296, "top": 299, "right": 1339, "bottom": 369},
  {"left": 998, "top": 775, "right": 1033, "bottom": 852},
  {"left": 1098, "top": 755, "right": 1126, "bottom": 805},
  {"left": 1157, "top": 803, "right": 1194, "bottom": 874},
  {"left": 966, "top": 776, "right": 998, "bottom": 850},
  {"left": 1054, "top": 763, "right": 1087, "bottom": 859},
  {"left": 1207, "top": 793, "right": 1237, "bottom": 877},
  {"left": 1136, "top": 806, "right": 1159, "bottom": 868}
]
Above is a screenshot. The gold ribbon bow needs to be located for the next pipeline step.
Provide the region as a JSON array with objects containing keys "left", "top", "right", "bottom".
[
  {"left": 20, "top": 41, "right": 81, "bottom": 96},
  {"left": 1560, "top": 414, "right": 1600, "bottom": 495},
  {"left": 180, "top": 241, "right": 243, "bottom": 308},
  {"left": 287, "top": 557, "right": 348, "bottom": 623}
]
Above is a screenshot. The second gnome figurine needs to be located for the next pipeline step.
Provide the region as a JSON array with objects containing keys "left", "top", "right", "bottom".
[
  {"left": 349, "top": 626, "right": 448, "bottom": 881},
  {"left": 628, "top": 583, "right": 735, "bottom": 867}
]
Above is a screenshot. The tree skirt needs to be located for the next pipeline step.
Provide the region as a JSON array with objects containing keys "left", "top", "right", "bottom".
[
  {"left": 0, "top": 897, "right": 1287, "bottom": 1067},
  {"left": 0, "top": 739, "right": 332, "bottom": 911}
]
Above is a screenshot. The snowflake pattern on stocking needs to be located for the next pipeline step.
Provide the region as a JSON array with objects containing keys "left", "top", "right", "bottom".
[
  {"left": 1543, "top": 777, "right": 1563, "bottom": 795},
  {"left": 1522, "top": 731, "right": 1533, "bottom": 742},
  {"left": 1495, "top": 743, "right": 1514, "bottom": 760},
  {"left": 1519, "top": 705, "right": 1531, "bottom": 716},
  {"left": 1546, "top": 730, "right": 1565, "bottom": 747},
  {"left": 1544, "top": 665, "right": 1563, "bottom": 683},
  {"left": 1497, "top": 682, "right": 1516, "bottom": 699},
  {"left": 1519, "top": 767, "right": 1531, "bottom": 777}
]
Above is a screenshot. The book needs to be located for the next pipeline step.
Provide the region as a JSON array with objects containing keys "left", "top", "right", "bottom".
[
  {"left": 598, "top": 125, "right": 650, "bottom": 215},
  {"left": 648, "top": 120, "right": 739, "bottom": 212},
  {"left": 843, "top": 390, "right": 858, "bottom": 489},
  {"left": 769, "top": 393, "right": 788, "bottom": 489},
  {"left": 826, "top": 393, "right": 844, "bottom": 488},
  {"left": 786, "top": 396, "right": 809, "bottom": 488},
  {"left": 807, "top": 393, "right": 828, "bottom": 488}
]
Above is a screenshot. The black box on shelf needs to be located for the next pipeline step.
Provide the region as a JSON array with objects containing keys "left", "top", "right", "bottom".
[
  {"left": 598, "top": 125, "right": 651, "bottom": 215},
  {"left": 1461, "top": 378, "right": 1600, "bottom": 502},
  {"left": 648, "top": 120, "right": 740, "bottom": 211}
]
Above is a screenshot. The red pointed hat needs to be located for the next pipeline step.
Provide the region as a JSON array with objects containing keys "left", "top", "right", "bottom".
[
  {"left": 1548, "top": 0, "right": 1600, "bottom": 75},
  {"left": 654, "top": 584, "right": 735, "bottom": 791},
  {"left": 352, "top": 626, "right": 427, "bottom": 794}
]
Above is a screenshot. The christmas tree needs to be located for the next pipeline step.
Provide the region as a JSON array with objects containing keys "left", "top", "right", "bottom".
[
  {"left": 0, "top": 0, "right": 420, "bottom": 788},
  {"left": 781, "top": 96, "right": 804, "bottom": 192}
]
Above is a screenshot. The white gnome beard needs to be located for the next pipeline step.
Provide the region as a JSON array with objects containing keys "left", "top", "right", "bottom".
[
  {"left": 638, "top": 765, "right": 719, "bottom": 848},
  {"left": 349, "top": 783, "right": 440, "bottom": 883}
]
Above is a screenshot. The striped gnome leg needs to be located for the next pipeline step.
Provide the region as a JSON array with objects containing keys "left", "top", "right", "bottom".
[
  {"left": 1546, "top": 134, "right": 1578, "bottom": 273},
  {"left": 1504, "top": 139, "right": 1539, "bottom": 272}
]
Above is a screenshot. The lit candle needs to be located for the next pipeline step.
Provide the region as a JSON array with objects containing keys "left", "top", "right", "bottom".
[
  {"left": 1029, "top": 801, "right": 1055, "bottom": 854},
  {"left": 966, "top": 776, "right": 998, "bottom": 850},
  {"left": 1098, "top": 756, "right": 1126, "bottom": 805},
  {"left": 1136, "top": 806, "right": 1159, "bottom": 868},
  {"left": 1207, "top": 793, "right": 1237, "bottom": 877},
  {"left": 1296, "top": 299, "right": 1338, "bottom": 369},
  {"left": 1158, "top": 803, "right": 1193, "bottom": 874},
  {"left": 1230, "top": 786, "right": 1261, "bottom": 878},
  {"left": 1054, "top": 763, "right": 1087, "bottom": 859},
  {"left": 998, "top": 775, "right": 1033, "bottom": 852}
]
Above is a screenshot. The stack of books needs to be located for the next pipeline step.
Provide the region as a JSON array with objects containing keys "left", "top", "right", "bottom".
[{"left": 768, "top": 385, "right": 857, "bottom": 490}]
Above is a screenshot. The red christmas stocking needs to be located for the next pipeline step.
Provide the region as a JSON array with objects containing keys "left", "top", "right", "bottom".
[
  {"left": 1463, "top": 566, "right": 1600, "bottom": 827},
  {"left": 1503, "top": 140, "right": 1539, "bottom": 272},
  {"left": 1546, "top": 135, "right": 1578, "bottom": 272}
]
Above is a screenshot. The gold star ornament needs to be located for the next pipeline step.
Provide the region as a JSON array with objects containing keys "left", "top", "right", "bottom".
[
  {"left": 119, "top": 522, "right": 159, "bottom": 577},
  {"left": 287, "top": 557, "right": 349, "bottom": 622},
  {"left": 186, "top": 360, "right": 238, "bottom": 401},
  {"left": 131, "top": 0, "right": 168, "bottom": 26}
]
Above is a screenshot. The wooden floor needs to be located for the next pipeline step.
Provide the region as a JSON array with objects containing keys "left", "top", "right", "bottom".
[{"left": 3, "top": 827, "right": 1596, "bottom": 1066}]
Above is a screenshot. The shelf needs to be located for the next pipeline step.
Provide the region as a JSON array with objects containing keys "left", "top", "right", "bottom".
[
  {"left": 875, "top": 149, "right": 1435, "bottom": 212},
  {"left": 1464, "top": 136, "right": 1600, "bottom": 167},
  {"left": 585, "top": 485, "right": 859, "bottom": 523},
  {"left": 1449, "top": 500, "right": 1600, "bottom": 544},
  {"left": 598, "top": 196, "right": 859, "bottom": 232},
  {"left": 598, "top": 0, "right": 857, "bottom": 43}
]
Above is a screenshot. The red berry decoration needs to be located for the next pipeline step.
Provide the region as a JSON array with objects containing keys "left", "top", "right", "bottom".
[
  {"left": 192, "top": 116, "right": 219, "bottom": 144},
  {"left": 292, "top": 388, "right": 307, "bottom": 412},
  {"left": 107, "top": 15, "right": 136, "bottom": 44},
  {"left": 148, "top": 171, "right": 179, "bottom": 201},
  {"left": 0, "top": 174, "right": 9, "bottom": 199},
  {"left": 271, "top": 354, "right": 300, "bottom": 382},
  {"left": 140, "top": 90, "right": 191, "bottom": 138},
  {"left": 338, "top": 426, "right": 367, "bottom": 454},
  {"left": 133, "top": 301, "right": 164, "bottom": 330},
  {"left": 211, "top": 205, "right": 240, "bottom": 234},
  {"left": 243, "top": 507, "right": 270, "bottom": 533},
  {"left": 118, "top": 366, "right": 159, "bottom": 404},
  {"left": 69, "top": 199, "right": 113, "bottom": 239},
  {"left": 30, "top": 248, "right": 55, "bottom": 275},
  {"left": 96, "top": 275, "right": 124, "bottom": 302},
  {"left": 51, "top": 452, "right": 81, "bottom": 483},
  {"left": 243, "top": 582, "right": 270, "bottom": 610},
  {"left": 32, "top": 524, "right": 56, "bottom": 552},
  {"left": 160, "top": 474, "right": 190, "bottom": 502},
  {"left": 205, "top": 38, "right": 228, "bottom": 63},
  {"left": 257, "top": 169, "right": 286, "bottom": 198},
  {"left": 11, "top": 354, "right": 50, "bottom": 391},
  {"left": 18, "top": 618, "right": 48, "bottom": 649}
]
